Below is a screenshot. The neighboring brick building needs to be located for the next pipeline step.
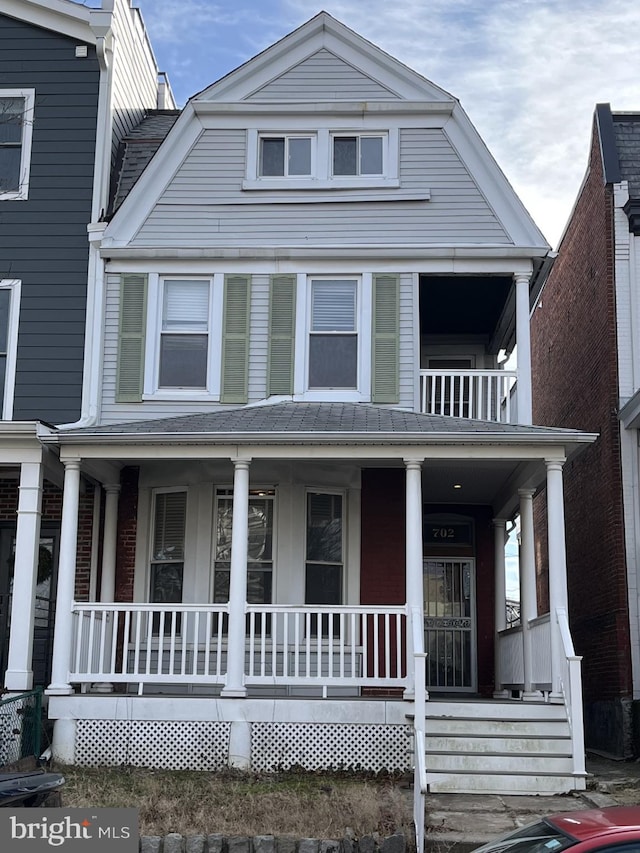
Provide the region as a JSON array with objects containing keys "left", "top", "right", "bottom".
[{"left": 531, "top": 104, "right": 640, "bottom": 757}]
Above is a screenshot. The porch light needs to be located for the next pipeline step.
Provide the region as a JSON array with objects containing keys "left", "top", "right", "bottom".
[{"left": 453, "top": 484, "right": 462, "bottom": 489}]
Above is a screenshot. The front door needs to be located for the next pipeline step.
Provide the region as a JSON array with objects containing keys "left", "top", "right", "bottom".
[{"left": 423, "top": 557, "right": 476, "bottom": 691}]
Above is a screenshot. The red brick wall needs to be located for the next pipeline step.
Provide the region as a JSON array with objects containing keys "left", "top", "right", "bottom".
[
  {"left": 0, "top": 476, "right": 93, "bottom": 600},
  {"left": 530, "top": 118, "right": 631, "bottom": 704},
  {"left": 360, "top": 469, "right": 495, "bottom": 694},
  {"left": 115, "top": 467, "right": 139, "bottom": 602}
]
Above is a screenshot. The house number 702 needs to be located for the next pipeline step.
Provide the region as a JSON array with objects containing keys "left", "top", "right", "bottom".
[{"left": 432, "top": 528, "right": 455, "bottom": 538}]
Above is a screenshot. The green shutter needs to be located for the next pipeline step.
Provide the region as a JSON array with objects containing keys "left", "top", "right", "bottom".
[
  {"left": 220, "top": 274, "right": 251, "bottom": 404},
  {"left": 116, "top": 273, "right": 147, "bottom": 402},
  {"left": 372, "top": 274, "right": 399, "bottom": 404},
  {"left": 267, "top": 274, "right": 296, "bottom": 396}
]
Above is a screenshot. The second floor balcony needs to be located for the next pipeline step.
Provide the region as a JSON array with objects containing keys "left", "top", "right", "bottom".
[{"left": 419, "top": 368, "right": 518, "bottom": 423}]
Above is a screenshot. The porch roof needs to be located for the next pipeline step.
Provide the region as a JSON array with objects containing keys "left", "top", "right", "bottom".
[{"left": 53, "top": 402, "right": 597, "bottom": 448}]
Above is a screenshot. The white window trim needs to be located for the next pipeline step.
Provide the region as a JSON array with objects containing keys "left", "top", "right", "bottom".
[
  {"left": 244, "top": 128, "right": 398, "bottom": 191},
  {"left": 0, "top": 279, "right": 20, "bottom": 419},
  {"left": 0, "top": 89, "right": 35, "bottom": 201},
  {"left": 255, "top": 132, "right": 316, "bottom": 179},
  {"left": 143, "top": 273, "right": 224, "bottom": 401},
  {"left": 293, "top": 273, "right": 372, "bottom": 403}
]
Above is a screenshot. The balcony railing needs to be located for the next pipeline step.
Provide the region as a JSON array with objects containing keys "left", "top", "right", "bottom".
[
  {"left": 70, "top": 602, "right": 408, "bottom": 694},
  {"left": 420, "top": 369, "right": 517, "bottom": 423}
]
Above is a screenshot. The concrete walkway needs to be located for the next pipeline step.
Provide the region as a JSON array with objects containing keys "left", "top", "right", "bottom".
[{"left": 423, "top": 756, "right": 640, "bottom": 850}]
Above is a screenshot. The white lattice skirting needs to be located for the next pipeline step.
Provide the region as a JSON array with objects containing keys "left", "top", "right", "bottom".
[
  {"left": 73, "top": 720, "right": 411, "bottom": 773},
  {"left": 251, "top": 723, "right": 412, "bottom": 773},
  {"left": 75, "top": 720, "right": 231, "bottom": 770}
]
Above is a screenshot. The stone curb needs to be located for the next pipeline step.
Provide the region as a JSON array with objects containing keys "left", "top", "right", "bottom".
[{"left": 139, "top": 833, "right": 409, "bottom": 853}]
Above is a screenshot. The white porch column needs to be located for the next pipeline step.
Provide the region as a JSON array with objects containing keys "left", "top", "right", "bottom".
[
  {"left": 404, "top": 459, "right": 425, "bottom": 699},
  {"left": 515, "top": 273, "right": 532, "bottom": 426},
  {"left": 221, "top": 458, "right": 251, "bottom": 697},
  {"left": 519, "top": 488, "right": 539, "bottom": 699},
  {"left": 99, "top": 484, "right": 120, "bottom": 602},
  {"left": 492, "top": 518, "right": 508, "bottom": 698},
  {"left": 4, "top": 461, "right": 43, "bottom": 691},
  {"left": 47, "top": 460, "right": 81, "bottom": 695},
  {"left": 546, "top": 458, "right": 569, "bottom": 699},
  {"left": 94, "top": 483, "right": 120, "bottom": 693}
]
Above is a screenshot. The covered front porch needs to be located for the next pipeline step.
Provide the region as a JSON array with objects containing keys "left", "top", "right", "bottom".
[{"left": 11, "top": 402, "right": 591, "bottom": 793}]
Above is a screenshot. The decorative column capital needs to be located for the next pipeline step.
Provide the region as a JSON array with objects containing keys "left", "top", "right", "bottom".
[
  {"left": 403, "top": 458, "right": 423, "bottom": 471},
  {"left": 233, "top": 458, "right": 252, "bottom": 470},
  {"left": 544, "top": 458, "right": 566, "bottom": 473},
  {"left": 104, "top": 483, "right": 121, "bottom": 496},
  {"left": 518, "top": 487, "right": 536, "bottom": 499},
  {"left": 492, "top": 517, "right": 508, "bottom": 528},
  {"left": 63, "top": 459, "right": 81, "bottom": 472}
]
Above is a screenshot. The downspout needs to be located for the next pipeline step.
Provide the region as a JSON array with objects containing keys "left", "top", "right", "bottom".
[{"left": 57, "top": 31, "right": 113, "bottom": 430}]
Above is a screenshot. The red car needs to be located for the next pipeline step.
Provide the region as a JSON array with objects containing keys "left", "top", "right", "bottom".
[{"left": 474, "top": 807, "right": 640, "bottom": 853}]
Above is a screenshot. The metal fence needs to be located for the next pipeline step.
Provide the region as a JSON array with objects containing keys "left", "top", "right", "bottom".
[{"left": 0, "top": 688, "right": 43, "bottom": 766}]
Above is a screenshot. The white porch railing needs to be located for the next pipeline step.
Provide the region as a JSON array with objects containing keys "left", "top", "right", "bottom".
[
  {"left": 70, "top": 603, "right": 229, "bottom": 691},
  {"left": 497, "top": 613, "right": 551, "bottom": 689},
  {"left": 419, "top": 369, "right": 517, "bottom": 423},
  {"left": 69, "top": 602, "right": 409, "bottom": 694},
  {"left": 557, "top": 608, "right": 586, "bottom": 778},
  {"left": 245, "top": 605, "right": 407, "bottom": 690}
]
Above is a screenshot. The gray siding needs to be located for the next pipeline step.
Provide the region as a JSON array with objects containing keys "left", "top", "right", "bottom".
[
  {"left": 101, "top": 270, "right": 417, "bottom": 424},
  {"left": 246, "top": 49, "right": 399, "bottom": 101},
  {"left": 0, "top": 14, "right": 99, "bottom": 423},
  {"left": 136, "top": 128, "right": 509, "bottom": 247}
]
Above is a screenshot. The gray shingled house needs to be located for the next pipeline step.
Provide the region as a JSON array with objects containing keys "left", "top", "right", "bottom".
[{"left": 35, "top": 12, "right": 596, "bottom": 796}]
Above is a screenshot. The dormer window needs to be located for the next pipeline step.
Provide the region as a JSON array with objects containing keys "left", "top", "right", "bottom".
[
  {"left": 259, "top": 134, "right": 313, "bottom": 177},
  {"left": 332, "top": 134, "right": 384, "bottom": 177}
]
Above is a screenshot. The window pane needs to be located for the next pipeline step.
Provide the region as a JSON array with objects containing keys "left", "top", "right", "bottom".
[
  {"left": 150, "top": 563, "right": 183, "bottom": 603},
  {"left": 159, "top": 334, "right": 207, "bottom": 388},
  {"left": 309, "top": 335, "right": 357, "bottom": 388},
  {"left": 260, "top": 137, "right": 284, "bottom": 176},
  {"left": 311, "top": 280, "right": 356, "bottom": 331},
  {"left": 0, "top": 289, "right": 10, "bottom": 353},
  {"left": 213, "top": 566, "right": 230, "bottom": 602},
  {"left": 360, "top": 137, "right": 383, "bottom": 174},
  {"left": 288, "top": 137, "right": 311, "bottom": 175},
  {"left": 248, "top": 568, "right": 272, "bottom": 604},
  {"left": 153, "top": 492, "right": 187, "bottom": 562},
  {"left": 333, "top": 136, "right": 357, "bottom": 175},
  {"left": 305, "top": 564, "right": 342, "bottom": 605},
  {"left": 248, "top": 500, "right": 273, "bottom": 561},
  {"left": 307, "top": 493, "right": 342, "bottom": 562},
  {"left": 0, "top": 98, "right": 23, "bottom": 145},
  {"left": 163, "top": 280, "right": 208, "bottom": 330},
  {"left": 0, "top": 147, "right": 20, "bottom": 193}
]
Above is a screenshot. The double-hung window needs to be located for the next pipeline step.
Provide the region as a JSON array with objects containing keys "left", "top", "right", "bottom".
[
  {"left": 0, "top": 90, "right": 34, "bottom": 200},
  {"left": 259, "top": 135, "right": 313, "bottom": 177},
  {"left": 150, "top": 490, "right": 186, "bottom": 633},
  {"left": 308, "top": 278, "right": 358, "bottom": 390},
  {"left": 305, "top": 492, "right": 344, "bottom": 639},
  {"left": 159, "top": 279, "right": 209, "bottom": 390},
  {"left": 332, "top": 134, "right": 384, "bottom": 177}
]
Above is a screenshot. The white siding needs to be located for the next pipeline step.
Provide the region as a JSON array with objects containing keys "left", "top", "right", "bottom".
[
  {"left": 134, "top": 128, "right": 509, "bottom": 247},
  {"left": 246, "top": 49, "right": 399, "bottom": 101},
  {"left": 110, "top": 0, "right": 165, "bottom": 160}
]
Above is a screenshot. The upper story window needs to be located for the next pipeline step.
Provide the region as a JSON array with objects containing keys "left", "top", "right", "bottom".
[
  {"left": 0, "top": 280, "right": 20, "bottom": 419},
  {"left": 332, "top": 134, "right": 384, "bottom": 177},
  {"left": 0, "top": 90, "right": 35, "bottom": 201},
  {"left": 308, "top": 279, "right": 358, "bottom": 390},
  {"left": 244, "top": 129, "right": 398, "bottom": 191},
  {"left": 159, "top": 279, "right": 209, "bottom": 389},
  {"left": 259, "top": 134, "right": 313, "bottom": 177}
]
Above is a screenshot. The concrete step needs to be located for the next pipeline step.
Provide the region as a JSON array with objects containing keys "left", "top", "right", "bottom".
[
  {"left": 426, "top": 752, "right": 574, "bottom": 774},
  {"left": 426, "top": 699, "right": 567, "bottom": 720},
  {"left": 427, "top": 771, "right": 585, "bottom": 795},
  {"left": 426, "top": 734, "right": 572, "bottom": 754},
  {"left": 426, "top": 716, "right": 570, "bottom": 737}
]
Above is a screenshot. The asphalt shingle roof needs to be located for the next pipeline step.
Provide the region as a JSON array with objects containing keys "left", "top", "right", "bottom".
[
  {"left": 61, "top": 401, "right": 590, "bottom": 440},
  {"left": 613, "top": 113, "right": 640, "bottom": 199},
  {"left": 108, "top": 110, "right": 180, "bottom": 215}
]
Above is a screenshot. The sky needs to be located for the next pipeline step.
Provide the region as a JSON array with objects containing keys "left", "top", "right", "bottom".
[
  {"left": 73, "top": 0, "right": 640, "bottom": 249},
  {"left": 73, "top": 0, "right": 634, "bottom": 598}
]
